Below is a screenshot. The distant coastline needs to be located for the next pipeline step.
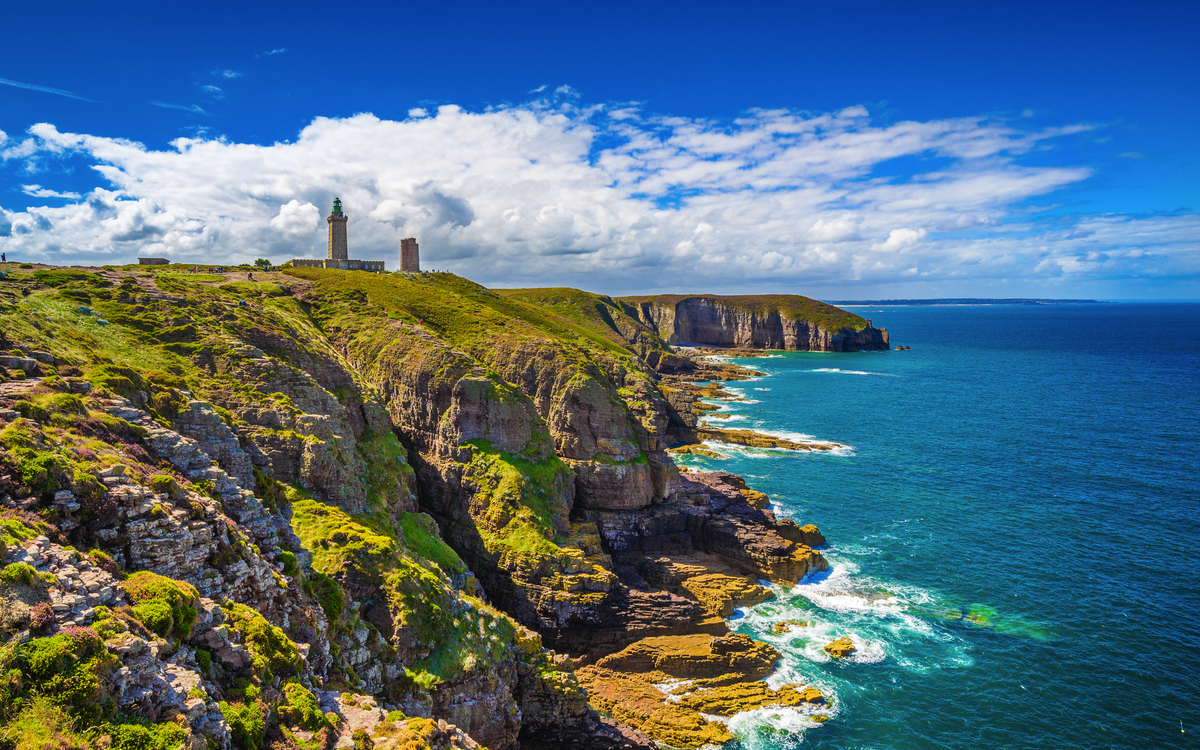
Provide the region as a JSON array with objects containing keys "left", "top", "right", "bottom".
[{"left": 828, "top": 298, "right": 1110, "bottom": 306}]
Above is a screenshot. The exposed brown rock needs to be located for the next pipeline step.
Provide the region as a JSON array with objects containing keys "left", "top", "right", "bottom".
[
  {"left": 680, "top": 573, "right": 774, "bottom": 618},
  {"left": 576, "top": 666, "right": 733, "bottom": 748},
  {"left": 673, "top": 681, "right": 825, "bottom": 715},
  {"left": 699, "top": 427, "right": 842, "bottom": 452},
  {"left": 772, "top": 620, "right": 809, "bottom": 634},
  {"left": 624, "top": 295, "right": 889, "bottom": 352},
  {"left": 593, "top": 633, "right": 779, "bottom": 680}
]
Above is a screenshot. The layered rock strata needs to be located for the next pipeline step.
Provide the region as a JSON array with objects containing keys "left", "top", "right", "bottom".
[{"left": 624, "top": 294, "right": 889, "bottom": 351}]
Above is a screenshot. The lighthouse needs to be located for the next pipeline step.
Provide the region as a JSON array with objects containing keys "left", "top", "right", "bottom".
[{"left": 327, "top": 197, "right": 348, "bottom": 261}]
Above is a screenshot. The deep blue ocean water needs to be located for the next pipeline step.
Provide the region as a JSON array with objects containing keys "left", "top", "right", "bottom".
[{"left": 680, "top": 302, "right": 1200, "bottom": 750}]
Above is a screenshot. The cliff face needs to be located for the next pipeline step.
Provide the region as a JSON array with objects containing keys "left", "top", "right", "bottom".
[
  {"left": 626, "top": 294, "right": 889, "bottom": 351},
  {"left": 0, "top": 265, "right": 838, "bottom": 750}
]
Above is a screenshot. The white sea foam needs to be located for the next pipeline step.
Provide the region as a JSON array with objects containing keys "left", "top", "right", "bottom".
[
  {"left": 809, "top": 367, "right": 898, "bottom": 377},
  {"left": 755, "top": 387, "right": 770, "bottom": 391},
  {"left": 733, "top": 427, "right": 856, "bottom": 455},
  {"left": 652, "top": 677, "right": 694, "bottom": 702},
  {"left": 703, "top": 442, "right": 776, "bottom": 459},
  {"left": 726, "top": 705, "right": 831, "bottom": 745}
]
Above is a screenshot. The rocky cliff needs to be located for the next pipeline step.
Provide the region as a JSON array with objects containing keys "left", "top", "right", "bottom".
[
  {"left": 622, "top": 294, "right": 889, "bottom": 351},
  {"left": 0, "top": 264, "right": 837, "bottom": 750}
]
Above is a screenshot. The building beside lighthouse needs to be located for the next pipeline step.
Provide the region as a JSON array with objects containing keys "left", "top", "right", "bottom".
[
  {"left": 288, "top": 198, "right": 386, "bottom": 272},
  {"left": 400, "top": 237, "right": 420, "bottom": 272}
]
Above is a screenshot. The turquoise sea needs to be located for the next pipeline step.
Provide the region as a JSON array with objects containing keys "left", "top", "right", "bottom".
[{"left": 681, "top": 302, "right": 1200, "bottom": 749}]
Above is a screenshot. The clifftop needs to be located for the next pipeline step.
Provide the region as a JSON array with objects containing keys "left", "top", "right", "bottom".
[
  {"left": 0, "top": 262, "right": 841, "bottom": 750},
  {"left": 618, "top": 293, "right": 889, "bottom": 352},
  {"left": 621, "top": 293, "right": 869, "bottom": 333}
]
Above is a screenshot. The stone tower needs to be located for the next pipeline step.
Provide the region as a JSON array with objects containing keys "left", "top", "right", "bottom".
[
  {"left": 400, "top": 237, "right": 420, "bottom": 272},
  {"left": 327, "top": 198, "right": 348, "bottom": 260}
]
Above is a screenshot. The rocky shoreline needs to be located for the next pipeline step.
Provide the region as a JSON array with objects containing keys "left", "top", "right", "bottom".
[{"left": 0, "top": 265, "right": 852, "bottom": 750}]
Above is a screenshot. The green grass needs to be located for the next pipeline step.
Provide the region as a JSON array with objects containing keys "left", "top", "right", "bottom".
[
  {"left": 157, "top": 272, "right": 225, "bottom": 283},
  {"left": 497, "top": 286, "right": 674, "bottom": 356},
  {"left": 398, "top": 512, "right": 466, "bottom": 575},
  {"left": 356, "top": 427, "right": 418, "bottom": 516},
  {"left": 461, "top": 439, "right": 575, "bottom": 565},
  {"left": 283, "top": 268, "right": 660, "bottom": 386},
  {"left": 290, "top": 497, "right": 399, "bottom": 581},
  {"left": 288, "top": 493, "right": 524, "bottom": 684}
]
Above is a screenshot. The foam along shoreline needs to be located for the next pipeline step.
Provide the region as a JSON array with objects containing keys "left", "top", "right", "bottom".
[
  {"left": 809, "top": 367, "right": 898, "bottom": 377},
  {"left": 699, "top": 426, "right": 845, "bottom": 452},
  {"left": 679, "top": 360, "right": 851, "bottom": 453}
]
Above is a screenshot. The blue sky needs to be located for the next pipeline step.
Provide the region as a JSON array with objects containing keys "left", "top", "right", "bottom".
[{"left": 0, "top": 0, "right": 1196, "bottom": 298}]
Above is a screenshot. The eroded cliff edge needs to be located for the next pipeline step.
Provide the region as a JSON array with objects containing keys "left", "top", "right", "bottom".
[
  {"left": 0, "top": 266, "right": 844, "bottom": 750},
  {"left": 622, "top": 293, "right": 889, "bottom": 351}
]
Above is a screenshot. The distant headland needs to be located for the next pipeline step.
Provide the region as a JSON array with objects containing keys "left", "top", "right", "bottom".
[{"left": 829, "top": 298, "right": 1110, "bottom": 306}]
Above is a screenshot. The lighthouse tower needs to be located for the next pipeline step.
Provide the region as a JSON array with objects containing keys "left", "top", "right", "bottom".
[
  {"left": 327, "top": 198, "right": 348, "bottom": 260},
  {"left": 286, "top": 197, "right": 383, "bottom": 272}
]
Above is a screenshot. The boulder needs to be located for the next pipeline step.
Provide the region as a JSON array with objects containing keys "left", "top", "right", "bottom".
[{"left": 824, "top": 637, "right": 856, "bottom": 658}]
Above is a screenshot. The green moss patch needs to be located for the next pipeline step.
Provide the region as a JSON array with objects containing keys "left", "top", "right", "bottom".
[
  {"left": 8, "top": 628, "right": 112, "bottom": 725},
  {"left": 103, "top": 719, "right": 189, "bottom": 750},
  {"left": 398, "top": 512, "right": 466, "bottom": 575},
  {"left": 277, "top": 682, "right": 330, "bottom": 732},
  {"left": 219, "top": 699, "right": 267, "bottom": 750},
  {"left": 222, "top": 602, "right": 303, "bottom": 683},
  {"left": 120, "top": 571, "right": 200, "bottom": 639},
  {"left": 0, "top": 562, "right": 54, "bottom": 588},
  {"left": 462, "top": 439, "right": 573, "bottom": 565},
  {"left": 356, "top": 427, "right": 417, "bottom": 516}
]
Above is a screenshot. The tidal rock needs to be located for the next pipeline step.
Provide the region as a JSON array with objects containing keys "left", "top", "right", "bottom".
[{"left": 824, "top": 637, "right": 857, "bottom": 658}]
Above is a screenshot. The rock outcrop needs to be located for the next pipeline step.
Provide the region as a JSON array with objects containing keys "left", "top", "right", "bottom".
[
  {"left": 624, "top": 294, "right": 889, "bottom": 351},
  {"left": 0, "top": 265, "right": 846, "bottom": 750}
]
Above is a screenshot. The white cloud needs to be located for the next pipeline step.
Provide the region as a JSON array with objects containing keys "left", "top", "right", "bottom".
[
  {"left": 22, "top": 184, "right": 81, "bottom": 200},
  {"left": 0, "top": 100, "right": 1195, "bottom": 296},
  {"left": 215, "top": 70, "right": 242, "bottom": 79},
  {"left": 270, "top": 200, "right": 320, "bottom": 236},
  {"left": 202, "top": 85, "right": 224, "bottom": 98},
  {"left": 150, "top": 101, "right": 208, "bottom": 115},
  {"left": 259, "top": 48, "right": 287, "bottom": 57},
  {"left": 871, "top": 228, "right": 927, "bottom": 252},
  {"left": 0, "top": 76, "right": 95, "bottom": 102}
]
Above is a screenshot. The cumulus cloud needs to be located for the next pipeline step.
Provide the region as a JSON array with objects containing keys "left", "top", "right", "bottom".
[
  {"left": 270, "top": 200, "right": 320, "bottom": 235},
  {"left": 871, "top": 228, "right": 926, "bottom": 252},
  {"left": 0, "top": 99, "right": 1196, "bottom": 295}
]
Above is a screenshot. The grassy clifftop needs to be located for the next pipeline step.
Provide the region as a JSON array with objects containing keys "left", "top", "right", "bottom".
[
  {"left": 620, "top": 293, "right": 870, "bottom": 332},
  {"left": 286, "top": 269, "right": 672, "bottom": 366}
]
